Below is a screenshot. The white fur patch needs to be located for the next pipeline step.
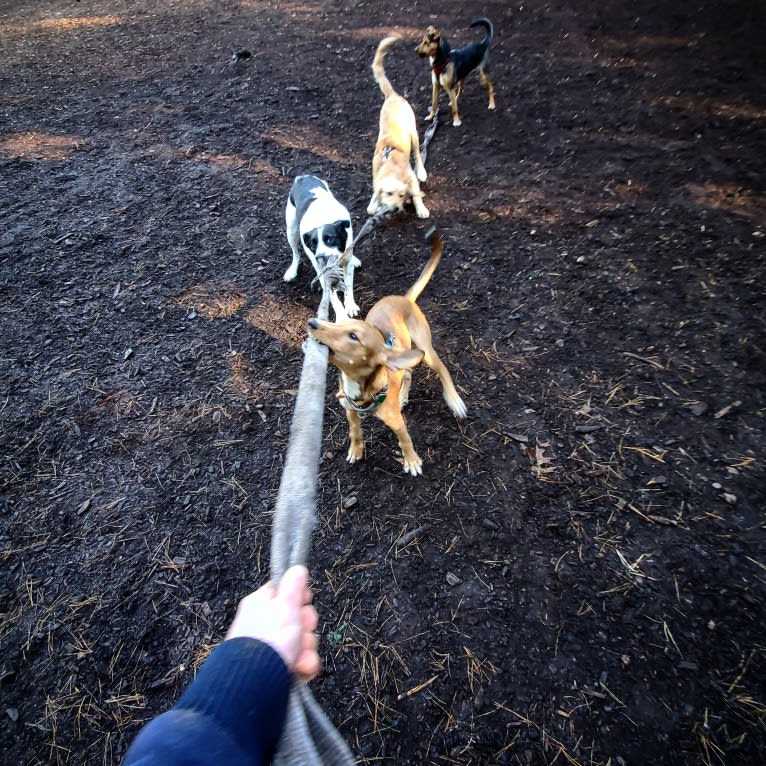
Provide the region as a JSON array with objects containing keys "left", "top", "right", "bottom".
[{"left": 341, "top": 373, "right": 363, "bottom": 403}]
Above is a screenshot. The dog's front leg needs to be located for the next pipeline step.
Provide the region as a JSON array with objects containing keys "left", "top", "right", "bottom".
[
  {"left": 411, "top": 187, "right": 430, "bottom": 219},
  {"left": 330, "top": 290, "right": 348, "bottom": 321},
  {"left": 411, "top": 132, "right": 428, "bottom": 184},
  {"left": 445, "top": 85, "right": 462, "bottom": 127},
  {"left": 345, "top": 409, "right": 365, "bottom": 463},
  {"left": 377, "top": 408, "right": 423, "bottom": 476},
  {"left": 425, "top": 76, "right": 440, "bottom": 121},
  {"left": 366, "top": 190, "right": 379, "bottom": 216},
  {"left": 342, "top": 253, "right": 361, "bottom": 317}
]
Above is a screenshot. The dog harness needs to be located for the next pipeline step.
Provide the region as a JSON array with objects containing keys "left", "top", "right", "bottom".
[
  {"left": 340, "top": 333, "right": 396, "bottom": 417},
  {"left": 432, "top": 55, "right": 452, "bottom": 78}
]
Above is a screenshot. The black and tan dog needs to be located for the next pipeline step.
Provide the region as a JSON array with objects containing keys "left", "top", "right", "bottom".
[
  {"left": 415, "top": 17, "right": 496, "bottom": 127},
  {"left": 308, "top": 232, "right": 466, "bottom": 476}
]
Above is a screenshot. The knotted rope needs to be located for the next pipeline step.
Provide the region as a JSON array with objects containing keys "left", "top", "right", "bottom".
[{"left": 269, "top": 271, "right": 356, "bottom": 766}]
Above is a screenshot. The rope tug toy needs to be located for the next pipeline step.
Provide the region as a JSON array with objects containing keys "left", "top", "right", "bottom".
[
  {"left": 270, "top": 118, "right": 441, "bottom": 763},
  {"left": 269, "top": 270, "right": 356, "bottom": 765}
]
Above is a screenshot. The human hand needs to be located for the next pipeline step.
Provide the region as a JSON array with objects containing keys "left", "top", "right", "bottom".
[{"left": 226, "top": 565, "right": 320, "bottom": 681}]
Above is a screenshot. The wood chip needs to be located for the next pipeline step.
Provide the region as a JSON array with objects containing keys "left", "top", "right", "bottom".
[{"left": 713, "top": 400, "right": 742, "bottom": 419}]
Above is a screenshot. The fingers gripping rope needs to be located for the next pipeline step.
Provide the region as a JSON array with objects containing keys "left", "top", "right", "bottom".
[{"left": 269, "top": 276, "right": 356, "bottom": 765}]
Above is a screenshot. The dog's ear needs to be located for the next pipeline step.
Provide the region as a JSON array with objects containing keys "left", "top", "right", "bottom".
[
  {"left": 302, "top": 231, "right": 318, "bottom": 253},
  {"left": 381, "top": 348, "right": 424, "bottom": 371},
  {"left": 334, "top": 219, "right": 350, "bottom": 251}
]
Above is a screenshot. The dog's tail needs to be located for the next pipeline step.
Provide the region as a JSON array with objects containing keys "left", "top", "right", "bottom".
[
  {"left": 372, "top": 35, "right": 400, "bottom": 98},
  {"left": 406, "top": 229, "right": 443, "bottom": 304},
  {"left": 470, "top": 17, "right": 494, "bottom": 46}
]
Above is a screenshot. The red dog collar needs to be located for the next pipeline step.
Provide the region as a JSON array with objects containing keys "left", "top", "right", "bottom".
[{"left": 432, "top": 55, "right": 451, "bottom": 77}]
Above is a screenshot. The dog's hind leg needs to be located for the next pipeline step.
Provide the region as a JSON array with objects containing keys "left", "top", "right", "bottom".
[
  {"left": 416, "top": 336, "right": 467, "bottom": 418},
  {"left": 411, "top": 129, "right": 428, "bottom": 183},
  {"left": 479, "top": 67, "right": 496, "bottom": 110},
  {"left": 426, "top": 349, "right": 467, "bottom": 418},
  {"left": 283, "top": 205, "right": 302, "bottom": 282},
  {"left": 407, "top": 313, "right": 466, "bottom": 418}
]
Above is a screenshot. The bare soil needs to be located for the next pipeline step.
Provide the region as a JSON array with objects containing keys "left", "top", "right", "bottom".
[{"left": 1, "top": 1, "right": 765, "bottom": 764}]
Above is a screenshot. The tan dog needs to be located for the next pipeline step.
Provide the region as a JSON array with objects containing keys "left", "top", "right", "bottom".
[
  {"left": 415, "top": 18, "right": 496, "bottom": 127},
  {"left": 368, "top": 36, "right": 429, "bottom": 219},
  {"left": 308, "top": 232, "right": 466, "bottom": 476}
]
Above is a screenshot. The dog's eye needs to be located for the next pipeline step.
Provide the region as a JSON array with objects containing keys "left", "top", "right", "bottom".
[{"left": 349, "top": 332, "right": 359, "bottom": 341}]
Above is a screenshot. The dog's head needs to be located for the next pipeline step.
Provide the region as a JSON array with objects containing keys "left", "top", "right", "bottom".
[
  {"left": 302, "top": 220, "right": 351, "bottom": 267},
  {"left": 308, "top": 318, "right": 423, "bottom": 378},
  {"left": 375, "top": 176, "right": 411, "bottom": 212},
  {"left": 416, "top": 26, "right": 441, "bottom": 58}
]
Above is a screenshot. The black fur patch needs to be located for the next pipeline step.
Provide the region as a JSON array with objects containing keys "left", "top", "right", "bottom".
[
  {"left": 321, "top": 220, "right": 350, "bottom": 252},
  {"left": 302, "top": 230, "right": 319, "bottom": 253},
  {"left": 290, "top": 175, "right": 328, "bottom": 223}
]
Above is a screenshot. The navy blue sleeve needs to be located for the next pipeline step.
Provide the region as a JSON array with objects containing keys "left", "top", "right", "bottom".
[{"left": 124, "top": 637, "right": 291, "bottom": 766}]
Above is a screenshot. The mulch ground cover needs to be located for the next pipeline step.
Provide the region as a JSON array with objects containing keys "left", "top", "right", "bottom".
[{"left": 1, "top": 0, "right": 764, "bottom": 763}]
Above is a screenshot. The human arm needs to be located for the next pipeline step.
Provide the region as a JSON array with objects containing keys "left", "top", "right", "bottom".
[{"left": 123, "top": 566, "right": 319, "bottom": 766}]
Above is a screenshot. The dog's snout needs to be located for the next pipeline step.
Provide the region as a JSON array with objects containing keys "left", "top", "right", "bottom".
[
  {"left": 316, "top": 254, "right": 329, "bottom": 267},
  {"left": 308, "top": 318, "right": 320, "bottom": 330}
]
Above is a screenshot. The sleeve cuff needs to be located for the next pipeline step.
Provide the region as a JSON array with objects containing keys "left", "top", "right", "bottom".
[{"left": 175, "top": 637, "right": 291, "bottom": 761}]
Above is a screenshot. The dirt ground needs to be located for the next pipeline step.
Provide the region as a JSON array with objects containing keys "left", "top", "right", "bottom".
[{"left": 1, "top": 0, "right": 765, "bottom": 764}]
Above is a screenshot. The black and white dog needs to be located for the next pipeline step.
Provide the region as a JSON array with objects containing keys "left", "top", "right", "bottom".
[{"left": 284, "top": 175, "right": 360, "bottom": 317}]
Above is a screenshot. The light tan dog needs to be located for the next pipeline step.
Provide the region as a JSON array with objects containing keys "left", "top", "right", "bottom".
[
  {"left": 367, "top": 35, "right": 429, "bottom": 219},
  {"left": 308, "top": 232, "right": 466, "bottom": 476}
]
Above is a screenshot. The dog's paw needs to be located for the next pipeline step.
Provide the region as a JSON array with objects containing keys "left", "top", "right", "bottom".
[
  {"left": 283, "top": 267, "right": 298, "bottom": 282},
  {"left": 402, "top": 453, "right": 424, "bottom": 476},
  {"left": 415, "top": 205, "right": 430, "bottom": 219},
  {"left": 416, "top": 167, "right": 428, "bottom": 183},
  {"left": 425, "top": 111, "right": 436, "bottom": 122},
  {"left": 451, "top": 118, "right": 462, "bottom": 127},
  {"left": 345, "top": 300, "right": 361, "bottom": 318},
  {"left": 347, "top": 443, "right": 364, "bottom": 464},
  {"left": 366, "top": 203, "right": 377, "bottom": 215},
  {"left": 447, "top": 394, "right": 467, "bottom": 420}
]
